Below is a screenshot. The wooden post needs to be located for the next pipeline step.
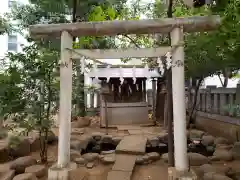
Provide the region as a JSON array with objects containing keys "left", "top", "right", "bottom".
[
  {"left": 104, "top": 96, "right": 108, "bottom": 135},
  {"left": 143, "top": 79, "right": 146, "bottom": 102},
  {"left": 97, "top": 91, "right": 101, "bottom": 108},
  {"left": 171, "top": 27, "right": 188, "bottom": 172},
  {"left": 219, "top": 89, "right": 227, "bottom": 115},
  {"left": 90, "top": 92, "right": 94, "bottom": 108},
  {"left": 235, "top": 84, "right": 240, "bottom": 104},
  {"left": 152, "top": 78, "right": 157, "bottom": 124},
  {"left": 213, "top": 93, "right": 219, "bottom": 114},
  {"left": 57, "top": 31, "right": 73, "bottom": 168}
]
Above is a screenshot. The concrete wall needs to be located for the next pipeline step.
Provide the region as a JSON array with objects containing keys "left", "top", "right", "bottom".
[
  {"left": 195, "top": 112, "right": 240, "bottom": 142},
  {"left": 187, "top": 85, "right": 240, "bottom": 142}
]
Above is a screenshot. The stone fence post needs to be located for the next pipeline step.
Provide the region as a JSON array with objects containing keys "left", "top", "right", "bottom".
[{"left": 236, "top": 83, "right": 240, "bottom": 104}]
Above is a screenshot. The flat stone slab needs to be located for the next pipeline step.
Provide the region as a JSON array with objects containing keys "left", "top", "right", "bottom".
[
  {"left": 112, "top": 154, "right": 137, "bottom": 172},
  {"left": 107, "top": 170, "right": 132, "bottom": 180},
  {"left": 117, "top": 126, "right": 142, "bottom": 131},
  {"left": 116, "top": 135, "right": 147, "bottom": 155},
  {"left": 128, "top": 129, "right": 143, "bottom": 135}
]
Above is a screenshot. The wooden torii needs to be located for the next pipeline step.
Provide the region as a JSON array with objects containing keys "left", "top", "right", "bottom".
[{"left": 29, "top": 15, "right": 220, "bottom": 180}]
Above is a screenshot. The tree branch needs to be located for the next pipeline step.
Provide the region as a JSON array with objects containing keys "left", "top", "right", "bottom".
[
  {"left": 123, "top": 35, "right": 141, "bottom": 48},
  {"left": 217, "top": 73, "right": 224, "bottom": 87}
]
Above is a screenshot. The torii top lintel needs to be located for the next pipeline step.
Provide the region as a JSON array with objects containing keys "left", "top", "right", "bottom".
[{"left": 29, "top": 15, "right": 220, "bottom": 38}]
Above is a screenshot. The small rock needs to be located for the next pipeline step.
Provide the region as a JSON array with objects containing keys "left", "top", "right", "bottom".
[
  {"left": 70, "top": 140, "right": 82, "bottom": 151},
  {"left": 101, "top": 154, "right": 115, "bottom": 164},
  {"left": 211, "top": 149, "right": 233, "bottom": 161},
  {"left": 0, "top": 130, "right": 8, "bottom": 140},
  {"left": 216, "top": 144, "right": 232, "bottom": 150},
  {"left": 86, "top": 162, "right": 95, "bottom": 169},
  {"left": 25, "top": 165, "right": 47, "bottom": 178},
  {"left": 196, "top": 164, "right": 217, "bottom": 177},
  {"left": 188, "top": 153, "right": 209, "bottom": 166},
  {"left": 74, "top": 157, "right": 86, "bottom": 165},
  {"left": 158, "top": 143, "right": 168, "bottom": 153},
  {"left": 203, "top": 172, "right": 232, "bottom": 180},
  {"left": 112, "top": 137, "right": 122, "bottom": 145},
  {"left": 92, "top": 144, "right": 101, "bottom": 153},
  {"left": 136, "top": 156, "right": 144, "bottom": 165},
  {"left": 206, "top": 146, "right": 215, "bottom": 154},
  {"left": 101, "top": 135, "right": 113, "bottom": 144},
  {"left": 158, "top": 134, "right": 168, "bottom": 144},
  {"left": 12, "top": 173, "right": 37, "bottom": 180},
  {"left": 189, "top": 129, "right": 205, "bottom": 139},
  {"left": 27, "top": 135, "right": 40, "bottom": 153},
  {"left": 78, "top": 135, "right": 93, "bottom": 150},
  {"left": 161, "top": 153, "right": 168, "bottom": 163},
  {"left": 0, "top": 140, "right": 10, "bottom": 163},
  {"left": 98, "top": 155, "right": 104, "bottom": 159},
  {"left": 147, "top": 152, "right": 160, "bottom": 161},
  {"left": 142, "top": 155, "right": 150, "bottom": 164},
  {"left": 46, "top": 131, "right": 57, "bottom": 144},
  {"left": 214, "top": 137, "right": 230, "bottom": 145},
  {"left": 82, "top": 153, "right": 99, "bottom": 162},
  {"left": 91, "top": 132, "right": 103, "bottom": 141},
  {"left": 202, "top": 135, "right": 215, "bottom": 147},
  {"left": 70, "top": 150, "right": 81, "bottom": 161},
  {"left": 148, "top": 137, "right": 159, "bottom": 148},
  {"left": 231, "top": 142, "right": 240, "bottom": 160},
  {"left": 101, "top": 150, "right": 115, "bottom": 155},
  {"left": 9, "top": 138, "right": 31, "bottom": 158},
  {"left": 71, "top": 117, "right": 91, "bottom": 128},
  {"left": 71, "top": 129, "right": 84, "bottom": 136},
  {"left": 10, "top": 156, "right": 37, "bottom": 174},
  {"left": 0, "top": 170, "right": 15, "bottom": 180},
  {"left": 212, "top": 174, "right": 232, "bottom": 180},
  {"left": 146, "top": 143, "right": 151, "bottom": 148}
]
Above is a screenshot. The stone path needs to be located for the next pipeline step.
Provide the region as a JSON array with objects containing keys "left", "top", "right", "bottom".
[
  {"left": 112, "top": 154, "right": 137, "bottom": 171},
  {"left": 107, "top": 135, "right": 147, "bottom": 180},
  {"left": 115, "top": 135, "right": 147, "bottom": 155}
]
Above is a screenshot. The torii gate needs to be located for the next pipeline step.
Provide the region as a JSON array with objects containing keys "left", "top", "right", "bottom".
[{"left": 29, "top": 15, "right": 220, "bottom": 180}]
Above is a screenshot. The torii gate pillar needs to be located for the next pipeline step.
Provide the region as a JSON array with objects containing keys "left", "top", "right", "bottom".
[
  {"left": 171, "top": 27, "right": 188, "bottom": 172},
  {"left": 48, "top": 31, "right": 77, "bottom": 180}
]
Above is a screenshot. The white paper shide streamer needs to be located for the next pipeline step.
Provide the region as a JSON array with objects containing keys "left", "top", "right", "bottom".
[
  {"left": 119, "top": 66, "right": 124, "bottom": 85},
  {"left": 93, "top": 62, "right": 98, "bottom": 80},
  {"left": 166, "top": 52, "right": 172, "bottom": 69},
  {"left": 80, "top": 56, "right": 85, "bottom": 74},
  {"left": 157, "top": 57, "right": 164, "bottom": 75},
  {"left": 132, "top": 66, "right": 136, "bottom": 84},
  {"left": 106, "top": 65, "right": 111, "bottom": 83},
  {"left": 145, "top": 64, "right": 151, "bottom": 81}
]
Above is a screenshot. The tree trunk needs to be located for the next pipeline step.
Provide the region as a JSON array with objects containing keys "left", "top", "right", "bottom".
[
  {"left": 223, "top": 68, "right": 229, "bottom": 87},
  {"left": 218, "top": 68, "right": 230, "bottom": 88},
  {"left": 166, "top": 69, "right": 174, "bottom": 167},
  {"left": 166, "top": 0, "right": 174, "bottom": 167},
  {"left": 72, "top": 0, "right": 85, "bottom": 117},
  {"left": 187, "top": 77, "right": 203, "bottom": 127}
]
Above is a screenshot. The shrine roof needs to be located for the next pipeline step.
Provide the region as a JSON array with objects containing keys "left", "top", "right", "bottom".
[{"left": 88, "top": 67, "right": 161, "bottom": 78}]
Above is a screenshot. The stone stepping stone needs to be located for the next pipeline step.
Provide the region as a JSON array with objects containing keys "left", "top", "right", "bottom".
[
  {"left": 107, "top": 170, "right": 132, "bottom": 180},
  {"left": 117, "top": 126, "right": 142, "bottom": 131},
  {"left": 127, "top": 129, "right": 143, "bottom": 135},
  {"left": 112, "top": 154, "right": 137, "bottom": 172},
  {"left": 116, "top": 135, "right": 147, "bottom": 155}
]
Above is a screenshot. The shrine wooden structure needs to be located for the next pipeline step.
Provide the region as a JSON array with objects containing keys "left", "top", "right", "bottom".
[
  {"left": 88, "top": 65, "right": 160, "bottom": 127},
  {"left": 29, "top": 15, "right": 221, "bottom": 179}
]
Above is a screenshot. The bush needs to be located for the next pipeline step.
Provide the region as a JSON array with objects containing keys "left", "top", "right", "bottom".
[{"left": 224, "top": 104, "right": 240, "bottom": 117}]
